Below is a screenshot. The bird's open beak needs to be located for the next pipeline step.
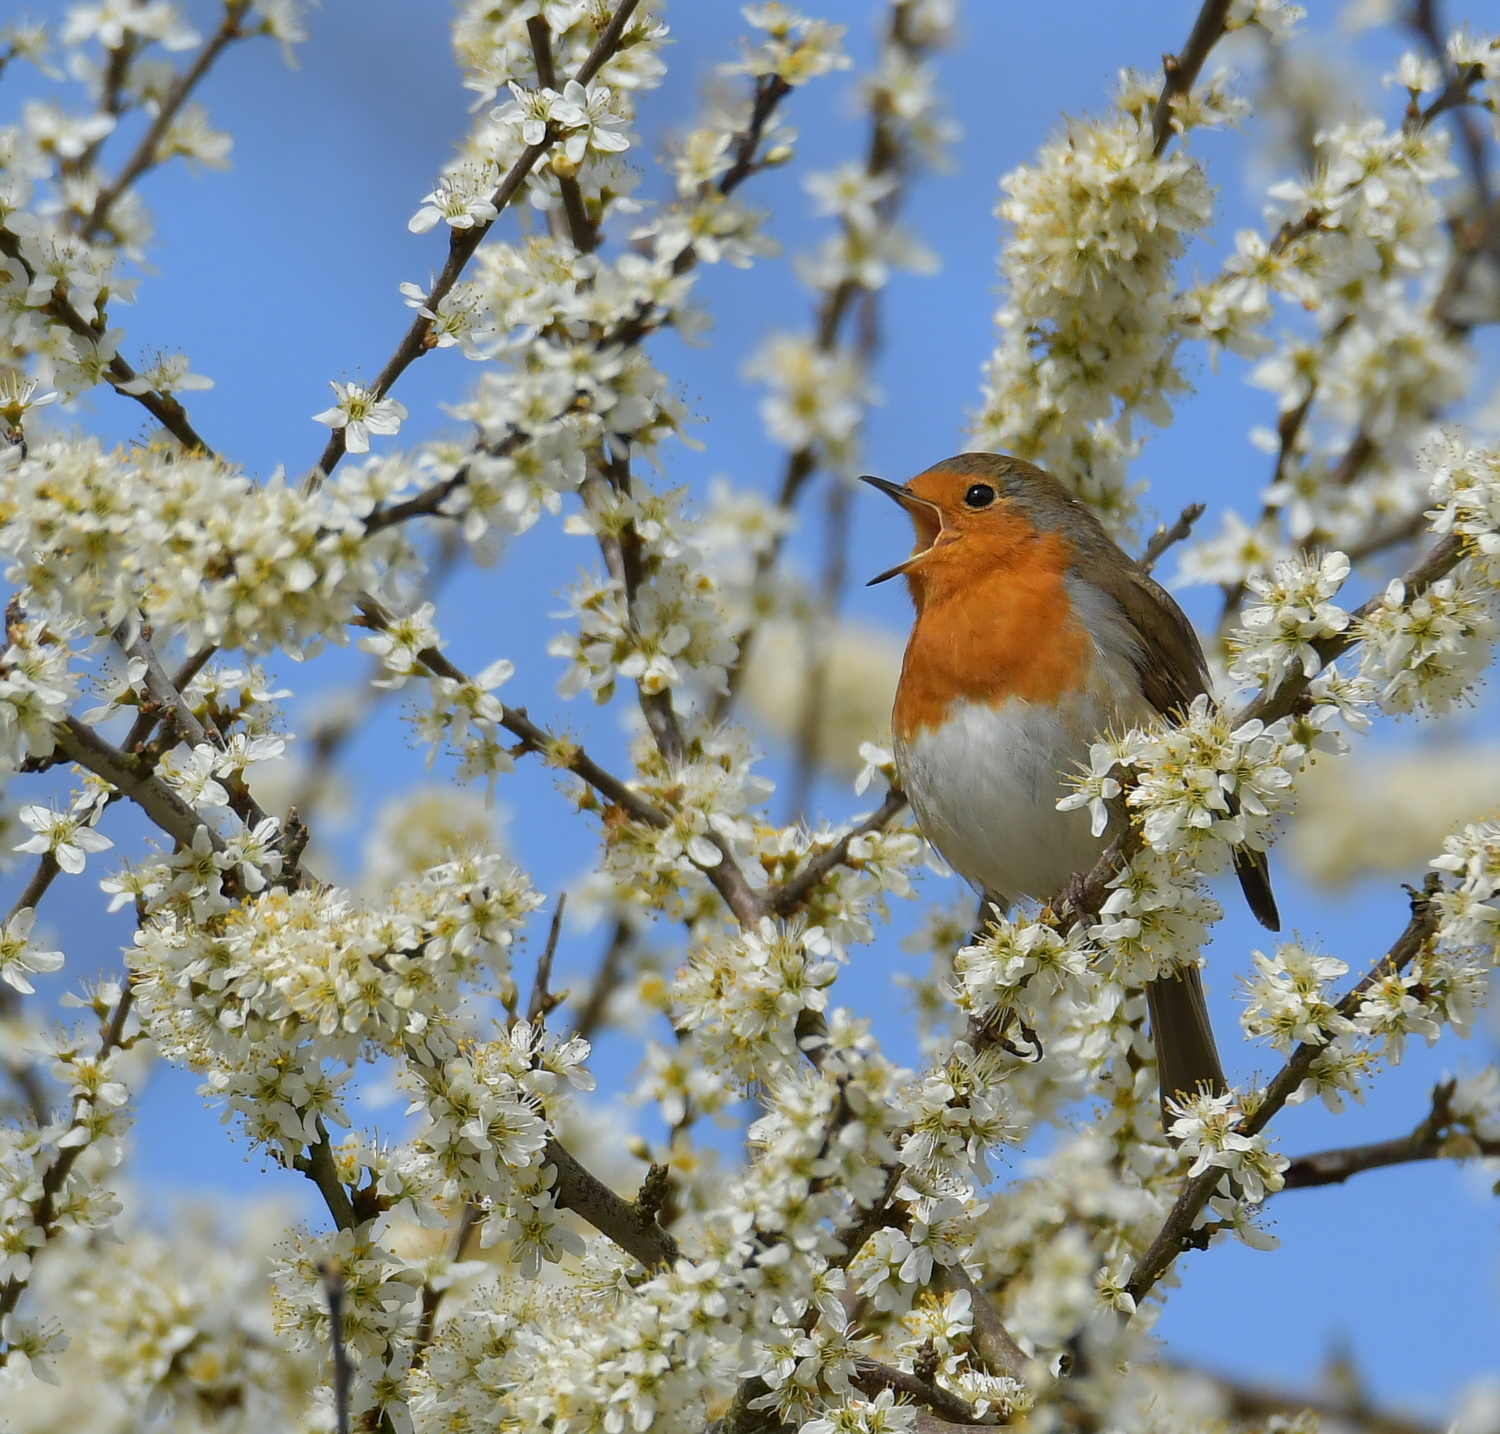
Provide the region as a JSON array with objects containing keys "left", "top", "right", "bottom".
[{"left": 860, "top": 474, "right": 942, "bottom": 585}]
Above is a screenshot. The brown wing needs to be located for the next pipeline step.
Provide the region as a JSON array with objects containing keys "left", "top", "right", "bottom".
[
  {"left": 1059, "top": 504, "right": 1284, "bottom": 933},
  {"left": 1091, "top": 561, "right": 1214, "bottom": 718}
]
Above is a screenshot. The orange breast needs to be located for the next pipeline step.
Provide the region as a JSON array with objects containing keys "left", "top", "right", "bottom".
[{"left": 892, "top": 527, "right": 1093, "bottom": 740}]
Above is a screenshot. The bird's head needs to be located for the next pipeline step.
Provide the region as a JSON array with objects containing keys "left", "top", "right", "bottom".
[{"left": 861, "top": 452, "right": 1075, "bottom": 599}]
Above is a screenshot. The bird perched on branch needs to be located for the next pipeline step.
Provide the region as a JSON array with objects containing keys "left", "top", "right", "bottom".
[{"left": 863, "top": 451, "right": 1278, "bottom": 1115}]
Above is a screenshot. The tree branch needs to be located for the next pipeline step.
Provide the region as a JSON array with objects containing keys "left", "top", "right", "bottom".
[
  {"left": 852, "top": 1359, "right": 997, "bottom": 1426},
  {"left": 311, "top": 0, "right": 643, "bottom": 479},
  {"left": 52, "top": 716, "right": 223, "bottom": 853},
  {"left": 1139, "top": 503, "right": 1205, "bottom": 576},
  {"left": 1125, "top": 876, "right": 1443, "bottom": 1303},
  {"left": 1280, "top": 1078, "right": 1500, "bottom": 1189},
  {"left": 1151, "top": 0, "right": 1233, "bottom": 156},
  {"left": 769, "top": 788, "right": 908, "bottom": 916},
  {"left": 545, "top": 1135, "right": 679, "bottom": 1268},
  {"left": 82, "top": 1, "right": 253, "bottom": 239},
  {"left": 1167, "top": 1358, "right": 1442, "bottom": 1434}
]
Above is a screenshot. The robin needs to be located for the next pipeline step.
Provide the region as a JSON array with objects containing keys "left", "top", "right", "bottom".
[{"left": 863, "top": 452, "right": 1279, "bottom": 1113}]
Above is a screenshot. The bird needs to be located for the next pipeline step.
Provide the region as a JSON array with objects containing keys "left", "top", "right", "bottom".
[{"left": 862, "top": 451, "right": 1279, "bottom": 1115}]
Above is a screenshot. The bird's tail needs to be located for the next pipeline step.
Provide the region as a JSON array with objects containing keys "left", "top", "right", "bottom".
[
  {"left": 1233, "top": 844, "right": 1280, "bottom": 931},
  {"left": 1147, "top": 965, "right": 1226, "bottom": 1128}
]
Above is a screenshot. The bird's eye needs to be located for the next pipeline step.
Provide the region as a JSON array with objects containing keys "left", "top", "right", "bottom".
[{"left": 964, "top": 483, "right": 996, "bottom": 509}]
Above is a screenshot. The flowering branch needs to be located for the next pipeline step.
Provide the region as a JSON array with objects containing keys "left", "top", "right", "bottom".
[
  {"left": 1238, "top": 532, "right": 1463, "bottom": 726},
  {"left": 525, "top": 17, "right": 596, "bottom": 254},
  {"left": 0, "top": 227, "right": 216, "bottom": 452},
  {"left": 1280, "top": 1077, "right": 1500, "bottom": 1188},
  {"left": 0, "top": 978, "right": 135, "bottom": 1337},
  {"left": 1150, "top": 0, "right": 1233, "bottom": 155},
  {"left": 82, "top": 1, "right": 254, "bottom": 240},
  {"left": 52, "top": 717, "right": 224, "bottom": 854},
  {"left": 769, "top": 786, "right": 908, "bottom": 916},
  {"left": 113, "top": 623, "right": 277, "bottom": 837},
  {"left": 311, "top": 0, "right": 643, "bottom": 479},
  {"left": 1126, "top": 876, "right": 1443, "bottom": 1303},
  {"left": 852, "top": 1359, "right": 997, "bottom": 1425}
]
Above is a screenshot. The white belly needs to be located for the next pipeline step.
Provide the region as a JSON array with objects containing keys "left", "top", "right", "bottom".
[{"left": 896, "top": 698, "right": 1105, "bottom": 904}]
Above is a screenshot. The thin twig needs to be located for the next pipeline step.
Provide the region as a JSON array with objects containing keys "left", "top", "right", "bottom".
[
  {"left": 852, "top": 1359, "right": 997, "bottom": 1426},
  {"left": 715, "top": 8, "right": 931, "bottom": 722},
  {"left": 114, "top": 623, "right": 276, "bottom": 836},
  {"left": 769, "top": 788, "right": 908, "bottom": 916},
  {"left": 83, "top": 2, "right": 253, "bottom": 239},
  {"left": 0, "top": 236, "right": 214, "bottom": 450},
  {"left": 1139, "top": 502, "right": 1206, "bottom": 576},
  {"left": 414, "top": 1202, "right": 481, "bottom": 1352},
  {"left": 1165, "top": 1358, "right": 1442, "bottom": 1434},
  {"left": 354, "top": 71, "right": 796, "bottom": 532},
  {"left": 526, "top": 893, "right": 567, "bottom": 1025},
  {"left": 1411, "top": 0, "right": 1498, "bottom": 260},
  {"left": 1125, "top": 876, "right": 1443, "bottom": 1303},
  {"left": 1280, "top": 1078, "right": 1500, "bottom": 1188},
  {"left": 1151, "top": 0, "right": 1233, "bottom": 156},
  {"left": 360, "top": 596, "right": 769, "bottom": 927},
  {"left": 316, "top": 1260, "right": 353, "bottom": 1434},
  {"left": 311, "top": 0, "right": 643, "bottom": 479}
]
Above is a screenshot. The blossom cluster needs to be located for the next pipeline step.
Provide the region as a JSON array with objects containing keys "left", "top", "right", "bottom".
[
  {"left": 1180, "top": 79, "right": 1472, "bottom": 592},
  {"left": 3, "top": 5, "right": 1500, "bottom": 1434},
  {"left": 974, "top": 64, "right": 1260, "bottom": 531}
]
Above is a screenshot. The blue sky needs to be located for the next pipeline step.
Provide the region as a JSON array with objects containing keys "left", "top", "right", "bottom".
[{"left": 6, "top": 0, "right": 1500, "bottom": 1418}]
